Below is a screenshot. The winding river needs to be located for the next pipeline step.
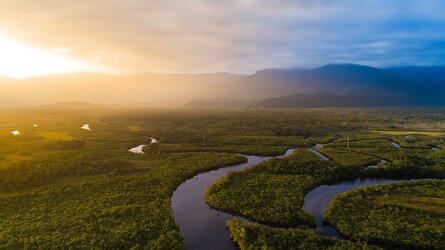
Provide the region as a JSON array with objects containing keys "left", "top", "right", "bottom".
[
  {"left": 172, "top": 149, "right": 295, "bottom": 250},
  {"left": 172, "top": 143, "right": 439, "bottom": 249}
]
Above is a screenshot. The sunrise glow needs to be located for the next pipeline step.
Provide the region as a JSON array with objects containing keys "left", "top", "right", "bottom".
[
  {"left": 0, "top": 36, "right": 97, "bottom": 79},
  {"left": 1, "top": 2, "right": 445, "bottom": 249}
]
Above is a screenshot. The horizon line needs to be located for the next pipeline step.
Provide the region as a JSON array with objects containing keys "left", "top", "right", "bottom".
[{"left": 3, "top": 63, "right": 445, "bottom": 80}]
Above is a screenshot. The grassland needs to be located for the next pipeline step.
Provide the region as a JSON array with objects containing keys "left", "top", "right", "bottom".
[{"left": 1, "top": 106, "right": 445, "bottom": 248}]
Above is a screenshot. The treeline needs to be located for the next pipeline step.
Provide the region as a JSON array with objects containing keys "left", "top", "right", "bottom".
[
  {"left": 227, "top": 219, "right": 380, "bottom": 250},
  {"left": 102, "top": 108, "right": 445, "bottom": 140},
  {"left": 151, "top": 143, "right": 290, "bottom": 156}
]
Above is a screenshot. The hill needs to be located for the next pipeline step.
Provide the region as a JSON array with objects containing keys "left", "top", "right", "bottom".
[
  {"left": 1, "top": 64, "right": 445, "bottom": 107},
  {"left": 0, "top": 72, "right": 244, "bottom": 106},
  {"left": 39, "top": 101, "right": 103, "bottom": 109},
  {"left": 206, "top": 64, "right": 401, "bottom": 99},
  {"left": 215, "top": 64, "right": 445, "bottom": 106}
]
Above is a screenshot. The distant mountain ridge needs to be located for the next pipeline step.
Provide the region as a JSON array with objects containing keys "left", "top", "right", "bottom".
[
  {"left": 39, "top": 101, "right": 103, "bottom": 109},
  {"left": 1, "top": 64, "right": 445, "bottom": 107},
  {"left": 211, "top": 64, "right": 445, "bottom": 106},
  {"left": 0, "top": 72, "right": 245, "bottom": 106},
  {"left": 219, "top": 64, "right": 412, "bottom": 98}
]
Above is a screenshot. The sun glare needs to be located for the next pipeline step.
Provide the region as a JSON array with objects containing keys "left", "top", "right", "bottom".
[{"left": 0, "top": 36, "right": 99, "bottom": 79}]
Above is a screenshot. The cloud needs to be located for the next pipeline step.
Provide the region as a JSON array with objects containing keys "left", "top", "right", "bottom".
[{"left": 0, "top": 0, "right": 444, "bottom": 74}]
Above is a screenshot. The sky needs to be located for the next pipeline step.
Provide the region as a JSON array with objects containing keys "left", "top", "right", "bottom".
[{"left": 0, "top": 0, "right": 445, "bottom": 78}]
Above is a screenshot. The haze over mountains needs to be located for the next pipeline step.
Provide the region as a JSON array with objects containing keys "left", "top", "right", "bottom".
[{"left": 1, "top": 64, "right": 445, "bottom": 107}]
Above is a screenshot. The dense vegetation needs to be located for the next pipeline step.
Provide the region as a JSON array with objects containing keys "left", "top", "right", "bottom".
[
  {"left": 226, "top": 219, "right": 379, "bottom": 250},
  {"left": 205, "top": 149, "right": 366, "bottom": 227},
  {"left": 0, "top": 107, "right": 250, "bottom": 248},
  {"left": 1, "top": 106, "right": 445, "bottom": 248},
  {"left": 204, "top": 112, "right": 445, "bottom": 249},
  {"left": 325, "top": 180, "right": 445, "bottom": 250},
  {"left": 205, "top": 137, "right": 445, "bottom": 229},
  {"left": 0, "top": 152, "right": 245, "bottom": 248}
]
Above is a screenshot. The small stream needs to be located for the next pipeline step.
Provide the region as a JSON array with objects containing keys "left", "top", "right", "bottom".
[
  {"left": 307, "top": 148, "right": 329, "bottom": 161},
  {"left": 128, "top": 137, "right": 158, "bottom": 154},
  {"left": 307, "top": 143, "right": 329, "bottom": 161}
]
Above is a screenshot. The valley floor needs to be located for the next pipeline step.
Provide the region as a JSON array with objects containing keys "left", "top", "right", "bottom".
[{"left": 0, "top": 106, "right": 444, "bottom": 249}]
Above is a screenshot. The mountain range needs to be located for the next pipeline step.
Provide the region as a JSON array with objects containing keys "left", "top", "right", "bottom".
[{"left": 1, "top": 64, "right": 444, "bottom": 107}]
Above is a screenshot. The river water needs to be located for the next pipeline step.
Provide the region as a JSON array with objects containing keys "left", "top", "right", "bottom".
[
  {"left": 302, "top": 178, "right": 418, "bottom": 239},
  {"left": 172, "top": 145, "right": 436, "bottom": 249},
  {"left": 172, "top": 149, "right": 295, "bottom": 250}
]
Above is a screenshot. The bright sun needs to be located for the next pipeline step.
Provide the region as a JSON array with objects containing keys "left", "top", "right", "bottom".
[{"left": 0, "top": 36, "right": 99, "bottom": 79}]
